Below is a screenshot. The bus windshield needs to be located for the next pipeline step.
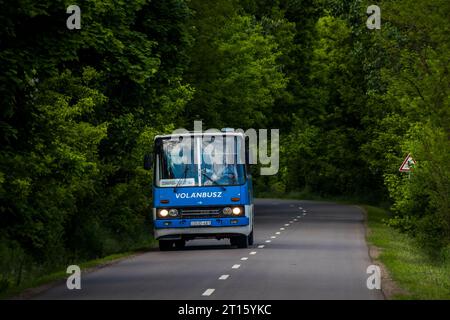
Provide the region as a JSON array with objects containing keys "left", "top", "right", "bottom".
[{"left": 155, "top": 135, "right": 246, "bottom": 187}]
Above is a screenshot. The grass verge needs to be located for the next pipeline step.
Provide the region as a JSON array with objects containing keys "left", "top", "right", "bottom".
[{"left": 363, "top": 205, "right": 450, "bottom": 300}]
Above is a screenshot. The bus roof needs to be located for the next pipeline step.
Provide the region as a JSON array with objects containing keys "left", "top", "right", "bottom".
[{"left": 155, "top": 131, "right": 245, "bottom": 140}]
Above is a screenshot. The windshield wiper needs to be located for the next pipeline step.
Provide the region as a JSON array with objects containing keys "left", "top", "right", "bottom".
[
  {"left": 201, "top": 170, "right": 226, "bottom": 191},
  {"left": 174, "top": 165, "right": 190, "bottom": 193}
]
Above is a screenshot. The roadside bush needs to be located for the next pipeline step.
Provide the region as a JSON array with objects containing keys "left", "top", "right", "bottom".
[
  {"left": 384, "top": 215, "right": 418, "bottom": 234},
  {"left": 415, "top": 215, "right": 449, "bottom": 254},
  {"left": 384, "top": 123, "right": 450, "bottom": 253}
]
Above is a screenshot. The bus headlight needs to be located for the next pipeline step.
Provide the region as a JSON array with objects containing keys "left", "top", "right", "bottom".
[
  {"left": 168, "top": 209, "right": 179, "bottom": 217},
  {"left": 222, "top": 207, "right": 232, "bottom": 215},
  {"left": 158, "top": 209, "right": 169, "bottom": 218},
  {"left": 232, "top": 207, "right": 242, "bottom": 216}
]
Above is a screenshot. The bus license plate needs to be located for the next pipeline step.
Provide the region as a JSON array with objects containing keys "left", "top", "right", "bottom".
[{"left": 190, "top": 220, "right": 211, "bottom": 226}]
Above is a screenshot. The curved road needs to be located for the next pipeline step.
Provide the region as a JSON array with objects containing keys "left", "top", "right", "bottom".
[{"left": 35, "top": 199, "right": 383, "bottom": 300}]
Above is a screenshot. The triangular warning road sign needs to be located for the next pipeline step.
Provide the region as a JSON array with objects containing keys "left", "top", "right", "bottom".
[{"left": 399, "top": 153, "right": 416, "bottom": 172}]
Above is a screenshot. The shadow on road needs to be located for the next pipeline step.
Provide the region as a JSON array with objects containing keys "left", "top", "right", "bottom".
[{"left": 183, "top": 244, "right": 234, "bottom": 251}]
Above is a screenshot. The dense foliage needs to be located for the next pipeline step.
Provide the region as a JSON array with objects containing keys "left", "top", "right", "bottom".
[{"left": 0, "top": 0, "right": 449, "bottom": 291}]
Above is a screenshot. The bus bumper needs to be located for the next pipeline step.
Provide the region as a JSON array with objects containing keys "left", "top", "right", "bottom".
[
  {"left": 154, "top": 225, "right": 252, "bottom": 240},
  {"left": 152, "top": 205, "right": 253, "bottom": 240}
]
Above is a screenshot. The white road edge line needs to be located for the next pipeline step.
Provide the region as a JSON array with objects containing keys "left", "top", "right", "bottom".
[
  {"left": 202, "top": 289, "right": 215, "bottom": 296},
  {"left": 219, "top": 275, "right": 229, "bottom": 280}
]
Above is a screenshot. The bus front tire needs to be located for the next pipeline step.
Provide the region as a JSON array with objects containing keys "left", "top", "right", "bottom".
[
  {"left": 248, "top": 230, "right": 254, "bottom": 246},
  {"left": 159, "top": 240, "right": 173, "bottom": 251},
  {"left": 231, "top": 235, "right": 249, "bottom": 248},
  {"left": 174, "top": 240, "right": 186, "bottom": 249}
]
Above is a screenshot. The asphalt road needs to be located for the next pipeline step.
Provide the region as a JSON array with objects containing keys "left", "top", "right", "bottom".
[{"left": 34, "top": 199, "right": 383, "bottom": 300}]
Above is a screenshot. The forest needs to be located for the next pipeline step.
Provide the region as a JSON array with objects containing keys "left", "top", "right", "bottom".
[{"left": 0, "top": 0, "right": 449, "bottom": 293}]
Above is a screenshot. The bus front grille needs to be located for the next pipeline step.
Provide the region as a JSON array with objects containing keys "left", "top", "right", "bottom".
[{"left": 181, "top": 208, "right": 222, "bottom": 218}]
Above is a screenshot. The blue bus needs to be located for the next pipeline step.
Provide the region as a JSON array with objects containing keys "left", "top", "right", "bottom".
[{"left": 144, "top": 130, "right": 254, "bottom": 250}]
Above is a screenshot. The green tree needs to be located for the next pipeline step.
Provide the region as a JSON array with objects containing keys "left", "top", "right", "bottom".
[
  {"left": 185, "top": 0, "right": 288, "bottom": 128},
  {"left": 0, "top": 0, "right": 194, "bottom": 290},
  {"left": 369, "top": 0, "right": 450, "bottom": 251}
]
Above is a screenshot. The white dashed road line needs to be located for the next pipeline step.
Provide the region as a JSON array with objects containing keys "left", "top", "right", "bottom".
[
  {"left": 204, "top": 204, "right": 309, "bottom": 299},
  {"left": 202, "top": 289, "right": 215, "bottom": 296}
]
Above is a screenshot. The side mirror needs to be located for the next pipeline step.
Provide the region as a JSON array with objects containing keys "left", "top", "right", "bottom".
[{"left": 143, "top": 153, "right": 153, "bottom": 170}]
